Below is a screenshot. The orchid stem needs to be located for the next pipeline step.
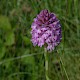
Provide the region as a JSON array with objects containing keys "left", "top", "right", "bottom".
[{"left": 44, "top": 48, "right": 50, "bottom": 80}]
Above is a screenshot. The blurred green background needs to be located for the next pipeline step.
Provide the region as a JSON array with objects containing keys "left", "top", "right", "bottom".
[{"left": 0, "top": 0, "right": 80, "bottom": 80}]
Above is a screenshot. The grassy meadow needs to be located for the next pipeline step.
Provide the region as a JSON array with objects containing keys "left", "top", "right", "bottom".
[{"left": 0, "top": 0, "right": 80, "bottom": 80}]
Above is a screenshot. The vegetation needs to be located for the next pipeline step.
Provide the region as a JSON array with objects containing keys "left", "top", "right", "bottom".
[{"left": 0, "top": 0, "right": 80, "bottom": 80}]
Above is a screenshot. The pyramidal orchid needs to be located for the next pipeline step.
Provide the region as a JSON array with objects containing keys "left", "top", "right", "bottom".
[
  {"left": 31, "top": 9, "right": 62, "bottom": 80},
  {"left": 31, "top": 9, "right": 62, "bottom": 51}
]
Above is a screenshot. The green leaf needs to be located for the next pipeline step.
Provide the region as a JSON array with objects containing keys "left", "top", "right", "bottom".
[
  {"left": 22, "top": 56, "right": 35, "bottom": 64},
  {"left": 0, "top": 15, "right": 11, "bottom": 30},
  {"left": 5, "top": 32, "right": 15, "bottom": 46},
  {"left": 3, "top": 60, "right": 11, "bottom": 69},
  {"left": 0, "top": 39, "right": 5, "bottom": 59},
  {"left": 22, "top": 36, "right": 31, "bottom": 46},
  {"left": 21, "top": 50, "right": 35, "bottom": 65},
  {"left": 0, "top": 46, "right": 5, "bottom": 59}
]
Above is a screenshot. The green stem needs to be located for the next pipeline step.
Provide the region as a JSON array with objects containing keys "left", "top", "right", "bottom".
[{"left": 44, "top": 48, "right": 50, "bottom": 80}]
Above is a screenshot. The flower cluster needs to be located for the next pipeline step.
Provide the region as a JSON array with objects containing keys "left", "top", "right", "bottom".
[{"left": 31, "top": 10, "right": 62, "bottom": 51}]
